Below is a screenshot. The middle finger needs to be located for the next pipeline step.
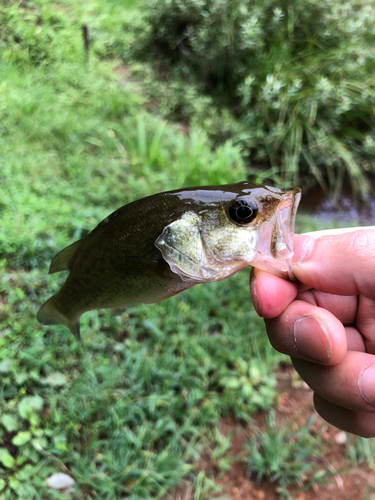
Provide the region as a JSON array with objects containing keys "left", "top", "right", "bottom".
[{"left": 265, "top": 299, "right": 348, "bottom": 364}]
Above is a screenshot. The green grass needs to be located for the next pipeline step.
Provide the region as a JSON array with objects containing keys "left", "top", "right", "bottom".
[
  {"left": 244, "top": 412, "right": 328, "bottom": 499},
  {"left": 346, "top": 434, "right": 375, "bottom": 470},
  {"left": 2, "top": 264, "right": 281, "bottom": 498},
  {"left": 1, "top": 32, "right": 245, "bottom": 269}
]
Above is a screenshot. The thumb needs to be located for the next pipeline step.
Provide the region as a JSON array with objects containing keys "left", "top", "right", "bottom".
[{"left": 292, "top": 227, "right": 375, "bottom": 298}]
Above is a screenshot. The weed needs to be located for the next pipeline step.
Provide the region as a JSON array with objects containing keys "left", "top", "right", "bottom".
[
  {"left": 244, "top": 411, "right": 328, "bottom": 499},
  {"left": 346, "top": 435, "right": 375, "bottom": 470}
]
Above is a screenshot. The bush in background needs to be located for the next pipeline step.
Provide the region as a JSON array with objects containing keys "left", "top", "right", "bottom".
[{"left": 132, "top": 0, "right": 375, "bottom": 199}]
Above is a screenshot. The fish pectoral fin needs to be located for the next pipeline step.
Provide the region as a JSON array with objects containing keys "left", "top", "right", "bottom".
[
  {"left": 110, "top": 307, "right": 127, "bottom": 316},
  {"left": 113, "top": 256, "right": 175, "bottom": 279},
  {"left": 49, "top": 240, "right": 83, "bottom": 274},
  {"left": 143, "top": 289, "right": 186, "bottom": 304}
]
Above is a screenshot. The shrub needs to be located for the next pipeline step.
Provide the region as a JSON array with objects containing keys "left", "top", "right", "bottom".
[{"left": 134, "top": 0, "right": 375, "bottom": 199}]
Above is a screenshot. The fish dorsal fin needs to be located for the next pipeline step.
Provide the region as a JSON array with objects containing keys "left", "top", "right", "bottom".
[{"left": 49, "top": 240, "right": 83, "bottom": 274}]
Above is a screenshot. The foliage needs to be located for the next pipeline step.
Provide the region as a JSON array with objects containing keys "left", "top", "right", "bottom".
[
  {"left": 244, "top": 411, "right": 327, "bottom": 499},
  {"left": 130, "top": 0, "right": 375, "bottom": 199}
]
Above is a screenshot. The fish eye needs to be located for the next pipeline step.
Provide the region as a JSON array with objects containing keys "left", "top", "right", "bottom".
[{"left": 228, "top": 200, "right": 258, "bottom": 224}]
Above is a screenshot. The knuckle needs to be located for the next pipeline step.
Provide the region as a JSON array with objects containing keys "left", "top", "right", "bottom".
[{"left": 347, "top": 229, "right": 375, "bottom": 256}]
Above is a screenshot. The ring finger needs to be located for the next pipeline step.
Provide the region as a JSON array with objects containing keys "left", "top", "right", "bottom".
[{"left": 265, "top": 300, "right": 348, "bottom": 365}]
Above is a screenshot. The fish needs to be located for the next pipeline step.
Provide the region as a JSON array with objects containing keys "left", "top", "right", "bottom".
[{"left": 37, "top": 182, "right": 301, "bottom": 339}]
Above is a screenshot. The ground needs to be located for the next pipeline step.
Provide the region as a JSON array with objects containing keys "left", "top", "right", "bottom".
[{"left": 169, "top": 367, "right": 375, "bottom": 500}]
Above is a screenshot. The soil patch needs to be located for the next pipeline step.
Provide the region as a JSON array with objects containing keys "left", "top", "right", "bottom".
[
  {"left": 216, "top": 366, "right": 375, "bottom": 499},
  {"left": 169, "top": 366, "right": 375, "bottom": 499}
]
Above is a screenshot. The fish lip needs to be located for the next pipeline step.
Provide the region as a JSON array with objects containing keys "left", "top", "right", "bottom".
[
  {"left": 253, "top": 188, "right": 301, "bottom": 280},
  {"left": 275, "top": 188, "right": 301, "bottom": 279}
]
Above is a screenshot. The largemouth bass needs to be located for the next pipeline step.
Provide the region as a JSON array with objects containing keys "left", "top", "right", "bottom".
[{"left": 37, "top": 182, "right": 301, "bottom": 338}]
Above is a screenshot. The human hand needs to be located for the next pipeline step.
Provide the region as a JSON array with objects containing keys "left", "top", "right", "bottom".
[{"left": 250, "top": 227, "right": 375, "bottom": 437}]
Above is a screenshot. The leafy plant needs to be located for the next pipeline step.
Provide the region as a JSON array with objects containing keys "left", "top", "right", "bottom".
[{"left": 220, "top": 355, "right": 278, "bottom": 412}]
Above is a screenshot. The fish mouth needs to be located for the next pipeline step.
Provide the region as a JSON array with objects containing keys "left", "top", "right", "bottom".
[{"left": 254, "top": 188, "right": 301, "bottom": 280}]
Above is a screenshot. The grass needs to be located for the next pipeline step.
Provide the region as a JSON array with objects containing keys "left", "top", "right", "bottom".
[
  {"left": 1, "top": 257, "right": 282, "bottom": 498},
  {"left": 244, "top": 412, "right": 327, "bottom": 499},
  {"left": 346, "top": 435, "right": 375, "bottom": 470},
  {"left": 1, "top": 51, "right": 245, "bottom": 269},
  {"left": 0, "top": 1, "right": 372, "bottom": 499}
]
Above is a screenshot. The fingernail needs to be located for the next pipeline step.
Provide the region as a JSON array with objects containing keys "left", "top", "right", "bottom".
[
  {"left": 294, "top": 316, "right": 331, "bottom": 363},
  {"left": 293, "top": 235, "right": 315, "bottom": 263},
  {"left": 358, "top": 366, "right": 375, "bottom": 407}
]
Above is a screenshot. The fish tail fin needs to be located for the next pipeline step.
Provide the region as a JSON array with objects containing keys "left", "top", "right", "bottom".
[{"left": 37, "top": 297, "right": 81, "bottom": 341}]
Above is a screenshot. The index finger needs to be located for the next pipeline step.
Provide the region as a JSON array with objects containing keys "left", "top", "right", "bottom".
[
  {"left": 250, "top": 268, "right": 300, "bottom": 318},
  {"left": 293, "top": 227, "right": 375, "bottom": 298}
]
